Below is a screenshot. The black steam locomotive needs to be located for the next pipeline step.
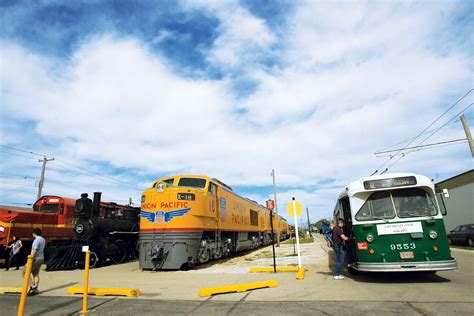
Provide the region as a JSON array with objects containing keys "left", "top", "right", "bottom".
[{"left": 46, "top": 192, "right": 140, "bottom": 271}]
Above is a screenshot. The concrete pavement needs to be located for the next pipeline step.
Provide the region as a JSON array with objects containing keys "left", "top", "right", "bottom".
[{"left": 0, "top": 235, "right": 472, "bottom": 315}]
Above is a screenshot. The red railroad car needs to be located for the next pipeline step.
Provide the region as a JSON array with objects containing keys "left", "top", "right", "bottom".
[{"left": 0, "top": 196, "right": 76, "bottom": 265}]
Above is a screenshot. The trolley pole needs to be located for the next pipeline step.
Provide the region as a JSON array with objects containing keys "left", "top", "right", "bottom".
[
  {"left": 271, "top": 169, "right": 280, "bottom": 246},
  {"left": 81, "top": 250, "right": 91, "bottom": 314},
  {"left": 18, "top": 255, "right": 33, "bottom": 316},
  {"left": 460, "top": 115, "right": 474, "bottom": 158},
  {"left": 37, "top": 156, "right": 54, "bottom": 200}
]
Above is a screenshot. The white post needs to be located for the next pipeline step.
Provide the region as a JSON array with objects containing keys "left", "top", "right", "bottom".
[{"left": 292, "top": 198, "right": 302, "bottom": 268}]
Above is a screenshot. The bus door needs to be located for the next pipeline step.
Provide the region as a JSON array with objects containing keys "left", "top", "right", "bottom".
[
  {"left": 340, "top": 197, "right": 353, "bottom": 234},
  {"left": 340, "top": 197, "right": 356, "bottom": 262}
]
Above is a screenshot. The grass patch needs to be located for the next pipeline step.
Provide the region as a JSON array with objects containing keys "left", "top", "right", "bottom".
[{"left": 282, "top": 237, "right": 314, "bottom": 245}]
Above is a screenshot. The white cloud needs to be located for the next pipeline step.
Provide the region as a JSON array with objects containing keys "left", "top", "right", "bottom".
[
  {"left": 1, "top": 2, "right": 472, "bottom": 220},
  {"left": 181, "top": 0, "right": 276, "bottom": 70}
]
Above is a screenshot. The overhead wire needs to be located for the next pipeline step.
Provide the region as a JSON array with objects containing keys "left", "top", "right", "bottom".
[
  {"left": 372, "top": 89, "right": 473, "bottom": 173},
  {"left": 0, "top": 145, "right": 48, "bottom": 157},
  {"left": 384, "top": 103, "right": 473, "bottom": 170}
]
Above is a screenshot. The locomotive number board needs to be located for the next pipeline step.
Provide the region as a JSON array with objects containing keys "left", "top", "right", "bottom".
[{"left": 177, "top": 193, "right": 195, "bottom": 201}]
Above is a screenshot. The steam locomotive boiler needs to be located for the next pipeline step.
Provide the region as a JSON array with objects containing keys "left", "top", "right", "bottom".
[{"left": 46, "top": 192, "right": 140, "bottom": 270}]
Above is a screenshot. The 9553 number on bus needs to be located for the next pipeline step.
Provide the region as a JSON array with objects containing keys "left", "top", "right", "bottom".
[{"left": 390, "top": 243, "right": 416, "bottom": 250}]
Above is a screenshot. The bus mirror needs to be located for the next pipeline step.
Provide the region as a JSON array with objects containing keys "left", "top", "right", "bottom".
[
  {"left": 436, "top": 193, "right": 448, "bottom": 216},
  {"left": 442, "top": 188, "right": 450, "bottom": 198}
]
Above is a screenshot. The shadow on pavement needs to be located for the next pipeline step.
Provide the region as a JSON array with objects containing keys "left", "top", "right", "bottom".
[{"left": 349, "top": 271, "right": 451, "bottom": 283}]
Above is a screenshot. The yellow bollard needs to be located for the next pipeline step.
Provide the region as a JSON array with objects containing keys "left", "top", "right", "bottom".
[
  {"left": 18, "top": 255, "right": 33, "bottom": 316},
  {"left": 80, "top": 250, "right": 91, "bottom": 314}
]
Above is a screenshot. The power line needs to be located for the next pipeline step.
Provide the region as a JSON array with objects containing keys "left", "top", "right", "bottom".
[
  {"left": 374, "top": 120, "right": 460, "bottom": 153},
  {"left": 372, "top": 89, "right": 473, "bottom": 173},
  {"left": 0, "top": 145, "right": 48, "bottom": 158},
  {"left": 0, "top": 150, "right": 39, "bottom": 160},
  {"left": 49, "top": 161, "right": 142, "bottom": 191},
  {"left": 375, "top": 138, "right": 468, "bottom": 156},
  {"left": 54, "top": 159, "right": 141, "bottom": 189},
  {"left": 0, "top": 144, "right": 142, "bottom": 190},
  {"left": 385, "top": 103, "right": 473, "bottom": 170}
]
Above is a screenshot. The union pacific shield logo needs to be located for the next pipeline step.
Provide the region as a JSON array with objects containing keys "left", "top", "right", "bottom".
[
  {"left": 155, "top": 211, "right": 165, "bottom": 223},
  {"left": 141, "top": 208, "right": 191, "bottom": 223}
]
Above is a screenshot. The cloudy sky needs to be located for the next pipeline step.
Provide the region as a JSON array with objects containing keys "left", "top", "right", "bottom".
[{"left": 1, "top": 0, "right": 472, "bottom": 223}]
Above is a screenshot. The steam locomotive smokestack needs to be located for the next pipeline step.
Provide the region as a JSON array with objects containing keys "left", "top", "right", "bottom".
[{"left": 93, "top": 192, "right": 102, "bottom": 217}]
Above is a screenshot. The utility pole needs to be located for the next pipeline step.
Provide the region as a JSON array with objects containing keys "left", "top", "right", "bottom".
[
  {"left": 460, "top": 115, "right": 474, "bottom": 158},
  {"left": 271, "top": 169, "right": 280, "bottom": 246},
  {"left": 37, "top": 156, "right": 54, "bottom": 200},
  {"left": 306, "top": 207, "right": 312, "bottom": 237}
]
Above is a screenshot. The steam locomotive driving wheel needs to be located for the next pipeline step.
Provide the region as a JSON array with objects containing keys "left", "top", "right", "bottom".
[{"left": 111, "top": 240, "right": 127, "bottom": 264}]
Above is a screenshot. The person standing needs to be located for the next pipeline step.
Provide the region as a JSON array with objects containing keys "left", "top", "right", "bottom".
[
  {"left": 27, "top": 228, "right": 46, "bottom": 296},
  {"left": 5, "top": 235, "right": 22, "bottom": 271},
  {"left": 332, "top": 218, "right": 349, "bottom": 280}
]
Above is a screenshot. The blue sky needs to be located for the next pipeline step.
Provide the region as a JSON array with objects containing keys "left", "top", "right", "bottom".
[{"left": 1, "top": 0, "right": 473, "bottom": 224}]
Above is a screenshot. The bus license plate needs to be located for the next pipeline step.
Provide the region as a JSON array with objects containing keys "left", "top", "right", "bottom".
[{"left": 400, "top": 251, "right": 414, "bottom": 259}]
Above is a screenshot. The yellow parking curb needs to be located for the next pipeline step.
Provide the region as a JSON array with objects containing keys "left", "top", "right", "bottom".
[
  {"left": 249, "top": 266, "right": 299, "bottom": 273},
  {"left": 67, "top": 287, "right": 141, "bottom": 297},
  {"left": 296, "top": 267, "right": 305, "bottom": 279},
  {"left": 198, "top": 280, "right": 278, "bottom": 297},
  {"left": 0, "top": 287, "right": 22, "bottom": 294}
]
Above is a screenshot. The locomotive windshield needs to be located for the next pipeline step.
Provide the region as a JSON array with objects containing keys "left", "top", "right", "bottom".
[
  {"left": 177, "top": 177, "right": 207, "bottom": 189},
  {"left": 36, "top": 204, "right": 59, "bottom": 213},
  {"left": 355, "top": 188, "right": 438, "bottom": 221}
]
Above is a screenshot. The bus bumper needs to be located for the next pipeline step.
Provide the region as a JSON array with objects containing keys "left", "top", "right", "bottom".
[{"left": 355, "top": 259, "right": 457, "bottom": 272}]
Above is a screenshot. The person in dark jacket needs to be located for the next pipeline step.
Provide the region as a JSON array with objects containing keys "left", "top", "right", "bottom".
[
  {"left": 332, "top": 218, "right": 349, "bottom": 280},
  {"left": 5, "top": 235, "right": 22, "bottom": 271},
  {"left": 321, "top": 220, "right": 333, "bottom": 247}
]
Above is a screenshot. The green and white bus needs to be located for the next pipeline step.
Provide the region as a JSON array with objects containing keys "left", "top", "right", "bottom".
[{"left": 333, "top": 173, "right": 457, "bottom": 272}]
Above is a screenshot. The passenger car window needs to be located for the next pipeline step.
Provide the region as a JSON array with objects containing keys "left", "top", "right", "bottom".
[{"left": 460, "top": 226, "right": 468, "bottom": 232}]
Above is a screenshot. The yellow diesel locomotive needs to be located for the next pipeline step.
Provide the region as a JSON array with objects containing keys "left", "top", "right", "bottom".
[{"left": 139, "top": 175, "right": 288, "bottom": 270}]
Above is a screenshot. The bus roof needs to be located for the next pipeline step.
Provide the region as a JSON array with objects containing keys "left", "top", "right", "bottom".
[{"left": 338, "top": 173, "right": 434, "bottom": 199}]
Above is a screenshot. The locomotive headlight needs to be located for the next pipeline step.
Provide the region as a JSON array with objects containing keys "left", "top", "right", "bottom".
[
  {"left": 366, "top": 234, "right": 375, "bottom": 243},
  {"left": 0, "top": 225, "right": 4, "bottom": 232},
  {"left": 429, "top": 231, "right": 438, "bottom": 239},
  {"left": 155, "top": 182, "right": 166, "bottom": 192}
]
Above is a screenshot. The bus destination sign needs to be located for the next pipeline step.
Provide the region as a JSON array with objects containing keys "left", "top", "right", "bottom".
[{"left": 364, "top": 176, "right": 417, "bottom": 190}]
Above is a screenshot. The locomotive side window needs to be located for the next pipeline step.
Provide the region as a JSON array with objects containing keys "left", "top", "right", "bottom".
[
  {"left": 163, "top": 178, "right": 175, "bottom": 186},
  {"left": 208, "top": 183, "right": 217, "bottom": 195},
  {"left": 178, "top": 177, "right": 207, "bottom": 189},
  {"left": 154, "top": 178, "right": 174, "bottom": 188},
  {"left": 250, "top": 210, "right": 258, "bottom": 226}
]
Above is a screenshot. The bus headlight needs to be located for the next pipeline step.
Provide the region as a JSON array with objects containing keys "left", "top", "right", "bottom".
[
  {"left": 429, "top": 231, "right": 438, "bottom": 239},
  {"left": 366, "top": 234, "right": 375, "bottom": 243}
]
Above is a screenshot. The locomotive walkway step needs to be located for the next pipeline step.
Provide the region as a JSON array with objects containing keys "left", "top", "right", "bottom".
[{"left": 198, "top": 280, "right": 278, "bottom": 297}]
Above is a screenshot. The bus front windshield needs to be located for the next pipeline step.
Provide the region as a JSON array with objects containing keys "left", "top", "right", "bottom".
[{"left": 355, "top": 188, "right": 438, "bottom": 221}]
